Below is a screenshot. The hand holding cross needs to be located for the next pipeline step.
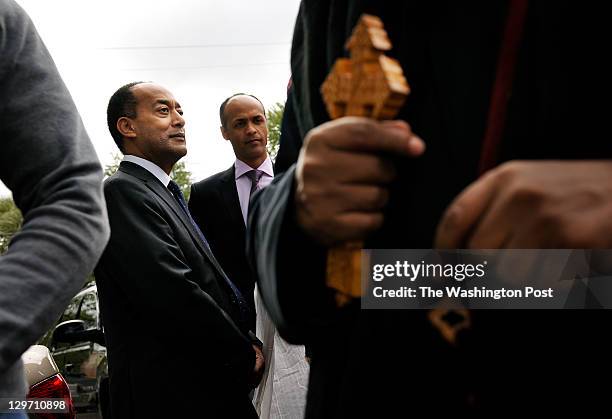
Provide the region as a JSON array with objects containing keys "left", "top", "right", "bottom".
[{"left": 319, "top": 14, "right": 411, "bottom": 305}]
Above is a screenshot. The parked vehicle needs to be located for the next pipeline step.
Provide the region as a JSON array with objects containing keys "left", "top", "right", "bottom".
[
  {"left": 41, "top": 284, "right": 110, "bottom": 418},
  {"left": 22, "top": 344, "right": 75, "bottom": 419}
]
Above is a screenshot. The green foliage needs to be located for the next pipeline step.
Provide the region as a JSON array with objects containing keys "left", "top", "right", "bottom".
[
  {"left": 266, "top": 102, "right": 284, "bottom": 161},
  {"left": 171, "top": 160, "right": 193, "bottom": 201},
  {"left": 0, "top": 197, "right": 22, "bottom": 254},
  {"left": 104, "top": 153, "right": 193, "bottom": 200},
  {"left": 103, "top": 153, "right": 123, "bottom": 178}
]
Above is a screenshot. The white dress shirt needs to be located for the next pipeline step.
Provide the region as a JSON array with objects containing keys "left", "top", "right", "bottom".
[{"left": 123, "top": 155, "right": 171, "bottom": 187}]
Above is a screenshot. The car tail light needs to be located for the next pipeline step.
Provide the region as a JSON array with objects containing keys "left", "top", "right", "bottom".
[{"left": 26, "top": 373, "right": 75, "bottom": 419}]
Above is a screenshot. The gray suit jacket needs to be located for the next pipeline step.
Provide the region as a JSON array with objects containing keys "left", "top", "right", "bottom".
[{"left": 0, "top": 0, "right": 109, "bottom": 401}]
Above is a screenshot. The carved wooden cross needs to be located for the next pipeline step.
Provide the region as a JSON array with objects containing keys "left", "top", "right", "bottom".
[
  {"left": 320, "top": 14, "right": 410, "bottom": 306},
  {"left": 320, "top": 14, "right": 470, "bottom": 345}
]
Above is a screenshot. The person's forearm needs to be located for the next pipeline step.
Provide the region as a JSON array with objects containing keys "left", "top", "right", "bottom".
[{"left": 0, "top": 0, "right": 110, "bottom": 374}]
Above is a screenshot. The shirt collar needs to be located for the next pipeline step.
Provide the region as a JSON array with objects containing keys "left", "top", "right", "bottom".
[
  {"left": 234, "top": 155, "right": 274, "bottom": 180},
  {"left": 123, "top": 155, "right": 172, "bottom": 187}
]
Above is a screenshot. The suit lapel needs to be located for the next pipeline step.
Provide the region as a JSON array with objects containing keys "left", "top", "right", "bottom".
[
  {"left": 118, "top": 162, "right": 226, "bottom": 278},
  {"left": 220, "top": 166, "right": 246, "bottom": 233}
]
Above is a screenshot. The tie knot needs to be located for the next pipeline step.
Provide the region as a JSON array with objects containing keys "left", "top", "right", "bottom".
[{"left": 245, "top": 169, "right": 264, "bottom": 183}]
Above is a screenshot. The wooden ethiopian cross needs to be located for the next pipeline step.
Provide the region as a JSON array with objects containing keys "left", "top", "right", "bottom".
[
  {"left": 320, "top": 14, "right": 471, "bottom": 345},
  {"left": 320, "top": 14, "right": 410, "bottom": 306}
]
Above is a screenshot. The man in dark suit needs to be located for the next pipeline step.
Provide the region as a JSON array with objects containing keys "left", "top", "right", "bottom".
[
  {"left": 247, "top": 1, "right": 612, "bottom": 417},
  {"left": 189, "top": 94, "right": 308, "bottom": 417},
  {"left": 189, "top": 94, "right": 273, "bottom": 332},
  {"left": 95, "top": 82, "right": 263, "bottom": 418}
]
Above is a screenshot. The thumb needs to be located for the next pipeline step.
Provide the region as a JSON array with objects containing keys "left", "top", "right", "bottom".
[{"left": 380, "top": 119, "right": 426, "bottom": 157}]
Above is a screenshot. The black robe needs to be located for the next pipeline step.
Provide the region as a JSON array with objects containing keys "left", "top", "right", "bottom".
[{"left": 250, "top": 1, "right": 611, "bottom": 416}]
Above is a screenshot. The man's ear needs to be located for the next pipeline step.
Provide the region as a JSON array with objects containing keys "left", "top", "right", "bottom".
[
  {"left": 220, "top": 125, "right": 230, "bottom": 141},
  {"left": 117, "top": 117, "right": 137, "bottom": 139}
]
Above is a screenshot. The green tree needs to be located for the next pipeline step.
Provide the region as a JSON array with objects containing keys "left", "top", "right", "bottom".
[
  {"left": 103, "top": 153, "right": 123, "bottom": 178},
  {"left": 0, "top": 197, "right": 22, "bottom": 254},
  {"left": 104, "top": 153, "right": 194, "bottom": 200},
  {"left": 266, "top": 102, "right": 284, "bottom": 161},
  {"left": 170, "top": 160, "right": 194, "bottom": 201}
]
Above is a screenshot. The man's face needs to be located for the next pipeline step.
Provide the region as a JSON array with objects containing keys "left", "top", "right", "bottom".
[
  {"left": 128, "top": 83, "right": 186, "bottom": 170},
  {"left": 221, "top": 95, "right": 268, "bottom": 163}
]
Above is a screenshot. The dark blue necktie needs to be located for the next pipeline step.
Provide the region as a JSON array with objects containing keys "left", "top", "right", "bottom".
[{"left": 167, "top": 180, "right": 250, "bottom": 327}]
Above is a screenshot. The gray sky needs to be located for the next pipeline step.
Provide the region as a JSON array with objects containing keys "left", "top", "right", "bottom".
[{"left": 1, "top": 0, "right": 301, "bottom": 197}]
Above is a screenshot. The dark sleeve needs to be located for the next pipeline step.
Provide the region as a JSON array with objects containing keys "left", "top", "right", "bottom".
[
  {"left": 273, "top": 89, "right": 301, "bottom": 175},
  {"left": 248, "top": 166, "right": 336, "bottom": 345},
  {"left": 97, "top": 180, "right": 254, "bottom": 379},
  {"left": 245, "top": 4, "right": 335, "bottom": 344},
  {"left": 249, "top": 2, "right": 360, "bottom": 344},
  {"left": 0, "top": 0, "right": 110, "bottom": 376}
]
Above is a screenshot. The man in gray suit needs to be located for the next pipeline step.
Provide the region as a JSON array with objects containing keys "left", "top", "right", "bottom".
[{"left": 0, "top": 1, "right": 110, "bottom": 415}]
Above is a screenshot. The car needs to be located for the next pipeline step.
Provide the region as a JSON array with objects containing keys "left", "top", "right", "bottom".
[
  {"left": 22, "top": 344, "right": 76, "bottom": 419},
  {"left": 40, "top": 284, "right": 111, "bottom": 419}
]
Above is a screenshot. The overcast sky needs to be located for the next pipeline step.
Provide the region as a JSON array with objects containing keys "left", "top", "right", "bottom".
[{"left": 1, "top": 0, "right": 301, "bottom": 197}]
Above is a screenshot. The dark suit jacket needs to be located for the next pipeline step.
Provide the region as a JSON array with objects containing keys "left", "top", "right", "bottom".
[
  {"left": 95, "top": 161, "right": 257, "bottom": 418},
  {"left": 189, "top": 166, "right": 257, "bottom": 331},
  {"left": 248, "top": 1, "right": 612, "bottom": 417}
]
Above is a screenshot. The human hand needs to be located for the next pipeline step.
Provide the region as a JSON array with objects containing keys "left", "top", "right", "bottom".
[
  {"left": 295, "top": 117, "right": 425, "bottom": 246},
  {"left": 249, "top": 344, "right": 265, "bottom": 389},
  {"left": 435, "top": 161, "right": 612, "bottom": 248}
]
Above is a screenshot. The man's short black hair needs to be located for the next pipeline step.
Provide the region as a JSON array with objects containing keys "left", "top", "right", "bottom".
[
  {"left": 219, "top": 93, "right": 265, "bottom": 128},
  {"left": 107, "top": 81, "right": 147, "bottom": 152}
]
